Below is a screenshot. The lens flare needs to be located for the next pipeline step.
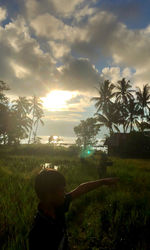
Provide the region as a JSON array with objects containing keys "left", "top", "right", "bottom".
[{"left": 80, "top": 146, "right": 95, "bottom": 158}]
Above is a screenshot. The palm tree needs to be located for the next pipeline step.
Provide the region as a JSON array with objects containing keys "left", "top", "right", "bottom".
[
  {"left": 114, "top": 78, "right": 134, "bottom": 132},
  {"left": 136, "top": 83, "right": 150, "bottom": 123},
  {"left": 91, "top": 80, "right": 115, "bottom": 113},
  {"left": 6, "top": 108, "right": 32, "bottom": 144},
  {"left": 125, "top": 98, "right": 140, "bottom": 132},
  {"left": 11, "top": 97, "right": 32, "bottom": 143},
  {"left": 115, "top": 78, "right": 134, "bottom": 104},
  {"left": 28, "top": 96, "right": 44, "bottom": 144},
  {"left": 136, "top": 121, "right": 150, "bottom": 132},
  {"left": 95, "top": 103, "right": 121, "bottom": 135},
  {"left": 12, "top": 97, "right": 31, "bottom": 117},
  {"left": 33, "top": 109, "right": 44, "bottom": 143}
]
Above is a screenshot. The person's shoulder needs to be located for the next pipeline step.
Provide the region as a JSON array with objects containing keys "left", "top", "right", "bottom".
[{"left": 65, "top": 192, "right": 72, "bottom": 201}]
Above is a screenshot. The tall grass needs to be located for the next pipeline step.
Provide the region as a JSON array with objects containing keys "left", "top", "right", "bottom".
[{"left": 1, "top": 149, "right": 150, "bottom": 249}]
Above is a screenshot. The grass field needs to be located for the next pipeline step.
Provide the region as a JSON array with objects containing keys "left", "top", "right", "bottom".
[{"left": 1, "top": 146, "right": 150, "bottom": 249}]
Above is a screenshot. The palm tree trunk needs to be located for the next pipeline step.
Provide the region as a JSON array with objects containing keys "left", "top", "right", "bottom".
[
  {"left": 28, "top": 109, "right": 35, "bottom": 144},
  {"left": 109, "top": 127, "right": 112, "bottom": 135},
  {"left": 130, "top": 122, "right": 132, "bottom": 132},
  {"left": 28, "top": 121, "right": 33, "bottom": 144},
  {"left": 123, "top": 123, "right": 126, "bottom": 133},
  {"left": 33, "top": 119, "right": 39, "bottom": 143}
]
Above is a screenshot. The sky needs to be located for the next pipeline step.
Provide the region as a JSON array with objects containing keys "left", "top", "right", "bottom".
[{"left": 0, "top": 0, "right": 150, "bottom": 143}]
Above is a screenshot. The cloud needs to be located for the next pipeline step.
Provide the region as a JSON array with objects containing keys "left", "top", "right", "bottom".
[
  {"left": 43, "top": 110, "right": 82, "bottom": 122},
  {"left": 48, "top": 41, "right": 71, "bottom": 59},
  {"left": 71, "top": 10, "right": 150, "bottom": 87},
  {"left": 30, "top": 14, "right": 64, "bottom": 39},
  {"left": 0, "top": 17, "right": 58, "bottom": 96},
  {"left": 25, "top": 0, "right": 86, "bottom": 20},
  {"left": 30, "top": 12, "right": 82, "bottom": 43},
  {"left": 57, "top": 57, "right": 102, "bottom": 92},
  {"left": 0, "top": 6, "right": 7, "bottom": 23},
  {"left": 50, "top": 0, "right": 85, "bottom": 16},
  {"left": 72, "top": 4, "right": 97, "bottom": 23},
  {"left": 101, "top": 67, "right": 133, "bottom": 84}
]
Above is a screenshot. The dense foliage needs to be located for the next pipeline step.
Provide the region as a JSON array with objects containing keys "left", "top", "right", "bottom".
[
  {"left": 0, "top": 81, "right": 44, "bottom": 145},
  {"left": 91, "top": 79, "right": 150, "bottom": 134}
]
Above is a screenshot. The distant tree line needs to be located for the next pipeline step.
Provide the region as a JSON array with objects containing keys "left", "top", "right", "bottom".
[
  {"left": 74, "top": 78, "right": 150, "bottom": 149},
  {"left": 0, "top": 81, "right": 44, "bottom": 145}
]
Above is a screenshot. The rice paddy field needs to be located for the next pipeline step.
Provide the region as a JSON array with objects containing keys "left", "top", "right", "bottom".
[{"left": 1, "top": 145, "right": 150, "bottom": 250}]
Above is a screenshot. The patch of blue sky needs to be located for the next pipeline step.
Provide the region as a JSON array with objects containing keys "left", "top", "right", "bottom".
[
  {"left": 95, "top": 0, "right": 150, "bottom": 30},
  {"left": 0, "top": 0, "right": 20, "bottom": 19},
  {"left": 1, "top": 17, "right": 11, "bottom": 27}
]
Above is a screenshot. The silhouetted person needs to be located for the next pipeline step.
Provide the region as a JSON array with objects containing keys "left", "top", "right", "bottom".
[{"left": 28, "top": 168, "right": 118, "bottom": 250}]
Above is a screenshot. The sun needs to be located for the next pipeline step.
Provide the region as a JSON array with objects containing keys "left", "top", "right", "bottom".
[{"left": 41, "top": 90, "right": 77, "bottom": 111}]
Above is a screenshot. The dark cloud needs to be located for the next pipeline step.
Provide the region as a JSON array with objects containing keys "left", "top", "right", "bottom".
[{"left": 58, "top": 57, "right": 102, "bottom": 92}]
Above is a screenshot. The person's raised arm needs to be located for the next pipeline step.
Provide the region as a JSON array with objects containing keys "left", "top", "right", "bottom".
[{"left": 67, "top": 177, "right": 118, "bottom": 200}]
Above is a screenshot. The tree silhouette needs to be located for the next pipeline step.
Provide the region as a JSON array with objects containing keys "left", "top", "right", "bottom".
[
  {"left": 114, "top": 78, "right": 134, "bottom": 132},
  {"left": 11, "top": 97, "right": 32, "bottom": 144},
  {"left": 74, "top": 117, "right": 100, "bottom": 149},
  {"left": 95, "top": 103, "right": 121, "bottom": 135},
  {"left": 115, "top": 78, "right": 134, "bottom": 104},
  {"left": 33, "top": 109, "right": 44, "bottom": 143},
  {"left": 136, "top": 84, "right": 150, "bottom": 125},
  {"left": 12, "top": 97, "right": 31, "bottom": 116},
  {"left": 28, "top": 96, "right": 44, "bottom": 144},
  {"left": 125, "top": 98, "right": 140, "bottom": 132},
  {"left": 91, "top": 80, "right": 115, "bottom": 113}
]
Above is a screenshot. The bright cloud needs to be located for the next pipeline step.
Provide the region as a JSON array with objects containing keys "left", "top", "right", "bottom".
[
  {"left": 41, "top": 90, "right": 78, "bottom": 111},
  {"left": 0, "top": 7, "right": 7, "bottom": 23}
]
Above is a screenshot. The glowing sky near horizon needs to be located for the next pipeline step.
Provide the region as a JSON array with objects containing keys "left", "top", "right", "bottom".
[{"left": 41, "top": 90, "right": 78, "bottom": 111}]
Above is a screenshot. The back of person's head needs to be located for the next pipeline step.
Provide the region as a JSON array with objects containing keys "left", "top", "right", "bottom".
[{"left": 35, "top": 168, "right": 66, "bottom": 202}]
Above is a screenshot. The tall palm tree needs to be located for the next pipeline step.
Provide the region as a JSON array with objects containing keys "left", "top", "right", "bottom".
[
  {"left": 7, "top": 108, "right": 32, "bottom": 144},
  {"left": 12, "top": 97, "right": 31, "bottom": 117},
  {"left": 115, "top": 78, "right": 134, "bottom": 132},
  {"left": 28, "top": 96, "right": 44, "bottom": 144},
  {"left": 125, "top": 98, "right": 140, "bottom": 132},
  {"left": 33, "top": 109, "right": 44, "bottom": 143},
  {"left": 136, "top": 83, "right": 150, "bottom": 123},
  {"left": 91, "top": 80, "right": 115, "bottom": 113},
  {"left": 11, "top": 97, "right": 32, "bottom": 143},
  {"left": 116, "top": 103, "right": 128, "bottom": 133},
  {"left": 115, "top": 78, "right": 134, "bottom": 104},
  {"left": 96, "top": 103, "right": 121, "bottom": 135}
]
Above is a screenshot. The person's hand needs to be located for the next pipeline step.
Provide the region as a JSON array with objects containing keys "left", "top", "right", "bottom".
[{"left": 102, "top": 177, "right": 119, "bottom": 186}]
